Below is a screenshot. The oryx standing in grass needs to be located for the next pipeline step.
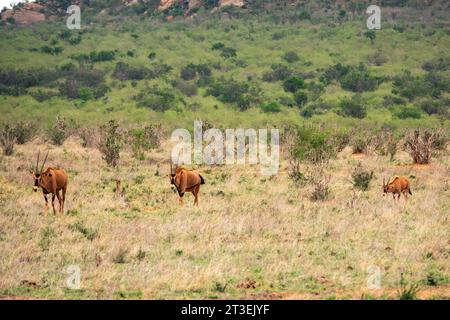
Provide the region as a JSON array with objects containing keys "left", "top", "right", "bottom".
[
  {"left": 30, "top": 150, "right": 68, "bottom": 216},
  {"left": 169, "top": 158, "right": 205, "bottom": 207}
]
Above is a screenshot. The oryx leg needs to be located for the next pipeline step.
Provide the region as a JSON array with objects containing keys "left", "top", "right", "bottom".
[
  {"left": 178, "top": 192, "right": 184, "bottom": 205},
  {"left": 51, "top": 194, "right": 56, "bottom": 215},
  {"left": 193, "top": 185, "right": 200, "bottom": 207},
  {"left": 56, "top": 191, "right": 63, "bottom": 215},
  {"left": 43, "top": 194, "right": 49, "bottom": 217},
  {"left": 61, "top": 187, "right": 66, "bottom": 214}
]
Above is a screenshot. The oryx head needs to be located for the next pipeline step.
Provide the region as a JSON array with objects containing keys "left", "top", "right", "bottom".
[{"left": 30, "top": 150, "right": 49, "bottom": 192}]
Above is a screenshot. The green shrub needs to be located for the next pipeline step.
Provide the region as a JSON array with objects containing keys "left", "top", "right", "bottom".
[
  {"left": 283, "top": 76, "right": 305, "bottom": 93},
  {"left": 98, "top": 120, "right": 123, "bottom": 167},
  {"left": 136, "top": 86, "right": 176, "bottom": 112},
  {"left": 351, "top": 163, "right": 374, "bottom": 191},
  {"left": 282, "top": 51, "right": 299, "bottom": 63},
  {"left": 262, "top": 64, "right": 292, "bottom": 82},
  {"left": 13, "top": 121, "right": 36, "bottom": 145},
  {"left": 290, "top": 126, "right": 336, "bottom": 164},
  {"left": 393, "top": 106, "right": 422, "bottom": 119},
  {"left": 338, "top": 95, "right": 367, "bottom": 119},
  {"left": 47, "top": 115, "right": 74, "bottom": 146},
  {"left": 294, "top": 91, "right": 308, "bottom": 107},
  {"left": 260, "top": 102, "right": 281, "bottom": 113}
]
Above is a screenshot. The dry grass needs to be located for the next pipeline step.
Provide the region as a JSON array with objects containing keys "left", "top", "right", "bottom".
[{"left": 0, "top": 137, "right": 449, "bottom": 299}]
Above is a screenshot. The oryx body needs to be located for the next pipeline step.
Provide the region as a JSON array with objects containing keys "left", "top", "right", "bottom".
[
  {"left": 170, "top": 161, "right": 205, "bottom": 206},
  {"left": 31, "top": 151, "right": 68, "bottom": 216},
  {"left": 383, "top": 176, "right": 412, "bottom": 202}
]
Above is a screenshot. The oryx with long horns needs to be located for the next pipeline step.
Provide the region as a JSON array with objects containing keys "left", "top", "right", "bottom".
[
  {"left": 30, "top": 150, "right": 68, "bottom": 216},
  {"left": 169, "top": 155, "right": 205, "bottom": 207}
]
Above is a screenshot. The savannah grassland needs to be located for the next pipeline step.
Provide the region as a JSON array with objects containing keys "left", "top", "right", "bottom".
[
  {"left": 0, "top": 4, "right": 450, "bottom": 299},
  {"left": 0, "top": 136, "right": 449, "bottom": 299}
]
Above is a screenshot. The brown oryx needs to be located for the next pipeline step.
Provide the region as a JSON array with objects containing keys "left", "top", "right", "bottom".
[
  {"left": 383, "top": 176, "right": 412, "bottom": 202},
  {"left": 169, "top": 158, "right": 205, "bottom": 206},
  {"left": 30, "top": 150, "right": 68, "bottom": 216}
]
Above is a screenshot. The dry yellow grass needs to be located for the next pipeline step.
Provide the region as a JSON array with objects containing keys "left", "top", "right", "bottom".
[{"left": 0, "top": 137, "right": 449, "bottom": 299}]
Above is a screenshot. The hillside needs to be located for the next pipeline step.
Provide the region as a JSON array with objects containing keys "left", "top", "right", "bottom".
[{"left": 0, "top": 0, "right": 449, "bottom": 131}]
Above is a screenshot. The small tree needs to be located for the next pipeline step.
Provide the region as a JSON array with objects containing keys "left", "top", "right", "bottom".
[
  {"left": 0, "top": 124, "right": 16, "bottom": 156},
  {"left": 98, "top": 120, "right": 123, "bottom": 167},
  {"left": 351, "top": 162, "right": 374, "bottom": 191},
  {"left": 13, "top": 121, "right": 36, "bottom": 145},
  {"left": 47, "top": 115, "right": 73, "bottom": 145},
  {"left": 339, "top": 95, "right": 367, "bottom": 119},
  {"left": 403, "top": 129, "right": 445, "bottom": 164}
]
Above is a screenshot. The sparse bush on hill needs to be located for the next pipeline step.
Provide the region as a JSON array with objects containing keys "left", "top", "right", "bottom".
[
  {"left": 173, "top": 80, "right": 198, "bottom": 97},
  {"left": 393, "top": 105, "right": 422, "bottom": 119},
  {"left": 262, "top": 64, "right": 292, "bottom": 82},
  {"left": 283, "top": 76, "right": 305, "bottom": 93},
  {"left": 112, "top": 62, "right": 171, "bottom": 81},
  {"left": 260, "top": 102, "right": 281, "bottom": 113},
  {"left": 98, "top": 120, "right": 123, "bottom": 167},
  {"left": 392, "top": 71, "right": 430, "bottom": 100},
  {"left": 206, "top": 78, "right": 260, "bottom": 111},
  {"left": 135, "top": 86, "right": 176, "bottom": 112},
  {"left": 282, "top": 51, "right": 299, "bottom": 63},
  {"left": 338, "top": 95, "right": 367, "bottom": 119},
  {"left": 294, "top": 91, "right": 308, "bottom": 107}
]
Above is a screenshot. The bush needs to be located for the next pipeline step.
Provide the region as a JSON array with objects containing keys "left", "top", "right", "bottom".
[
  {"left": 340, "top": 68, "right": 380, "bottom": 92},
  {"left": 283, "top": 76, "right": 305, "bottom": 93},
  {"left": 338, "top": 95, "right": 367, "bottom": 119},
  {"left": 393, "top": 106, "right": 422, "bottom": 119},
  {"left": 319, "top": 63, "right": 351, "bottom": 85},
  {"left": 294, "top": 91, "right": 308, "bottom": 107},
  {"left": 262, "top": 64, "right": 292, "bottom": 82},
  {"left": 308, "top": 166, "right": 331, "bottom": 201},
  {"left": 136, "top": 86, "right": 176, "bottom": 112},
  {"left": 403, "top": 129, "right": 446, "bottom": 164},
  {"left": 0, "top": 124, "right": 16, "bottom": 156},
  {"left": 260, "top": 102, "right": 281, "bottom": 113},
  {"left": 78, "top": 127, "right": 99, "bottom": 148},
  {"left": 13, "top": 121, "right": 36, "bottom": 145},
  {"left": 392, "top": 71, "right": 430, "bottom": 100},
  {"left": 374, "top": 129, "right": 400, "bottom": 161},
  {"left": 220, "top": 47, "right": 237, "bottom": 59},
  {"left": 47, "top": 115, "right": 74, "bottom": 146},
  {"left": 350, "top": 131, "right": 373, "bottom": 154},
  {"left": 129, "top": 124, "right": 163, "bottom": 160},
  {"left": 112, "top": 62, "right": 171, "bottom": 81},
  {"left": 290, "top": 126, "right": 336, "bottom": 165},
  {"left": 282, "top": 51, "right": 299, "bottom": 63},
  {"left": 180, "top": 63, "right": 197, "bottom": 80},
  {"left": 351, "top": 163, "right": 374, "bottom": 191},
  {"left": 98, "top": 120, "right": 123, "bottom": 167},
  {"left": 206, "top": 78, "right": 259, "bottom": 111},
  {"left": 174, "top": 80, "right": 198, "bottom": 96}
]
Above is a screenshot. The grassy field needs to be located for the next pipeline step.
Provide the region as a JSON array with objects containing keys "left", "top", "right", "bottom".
[{"left": 0, "top": 136, "right": 448, "bottom": 299}]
